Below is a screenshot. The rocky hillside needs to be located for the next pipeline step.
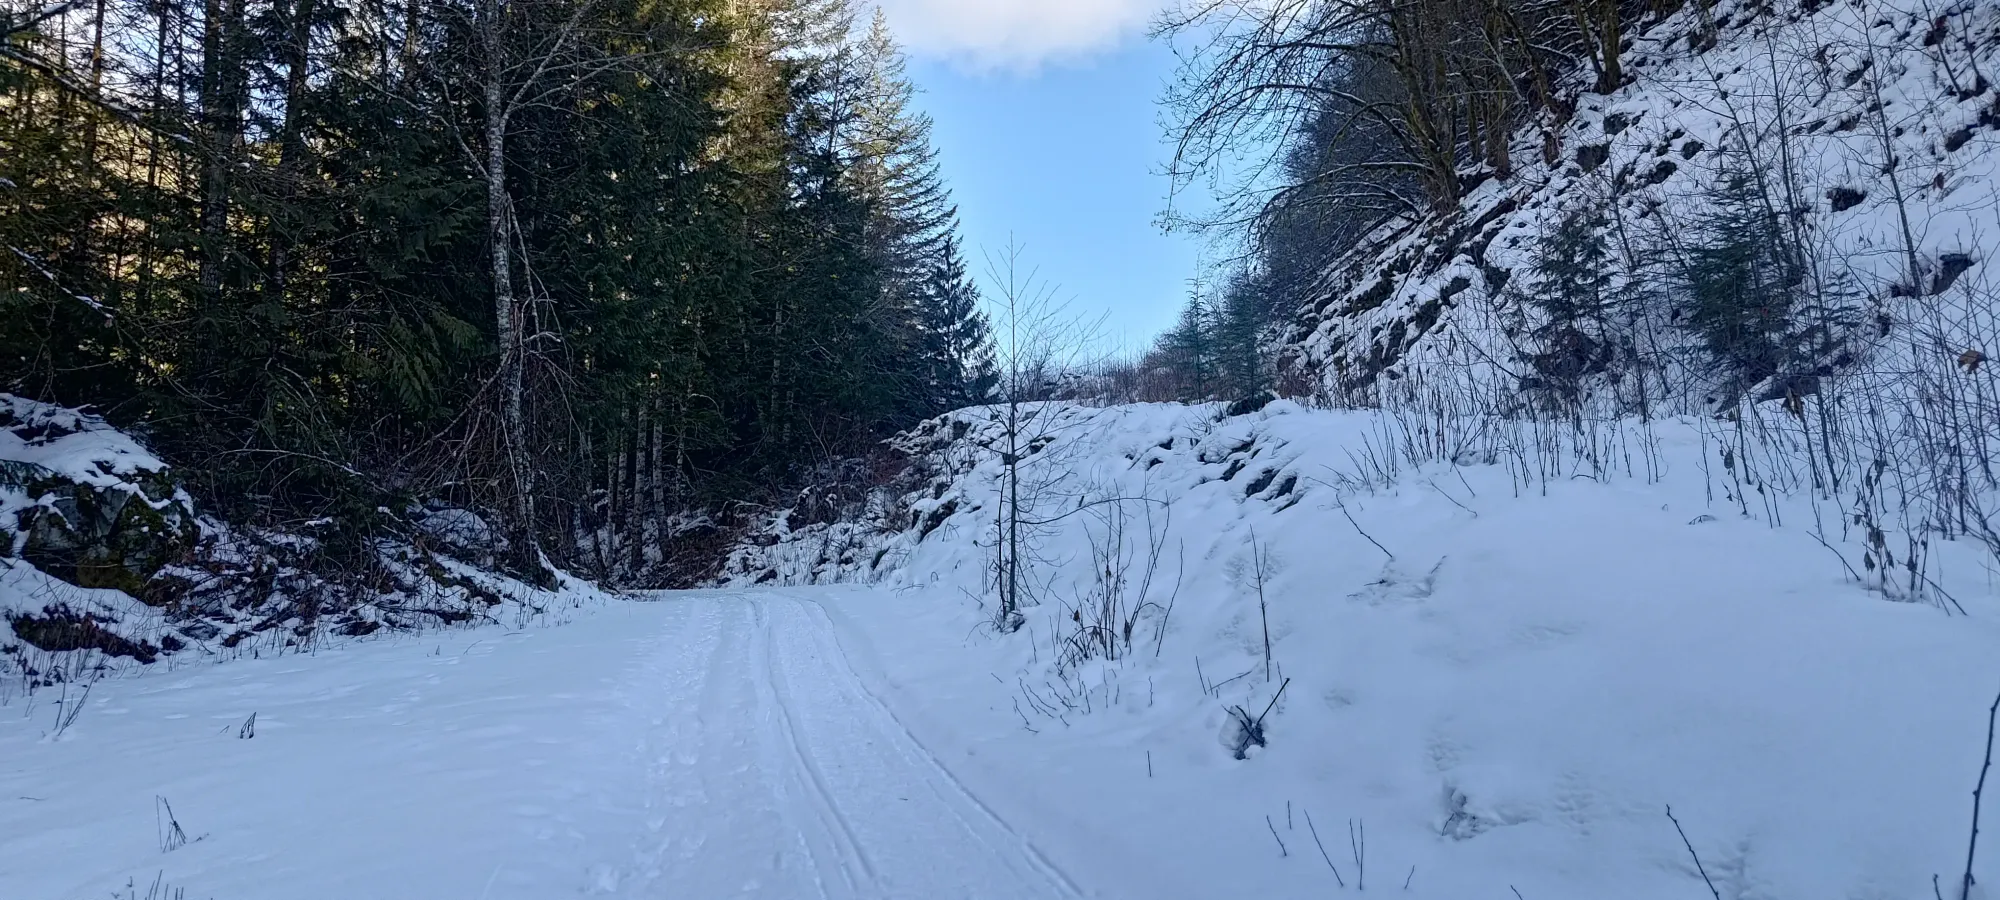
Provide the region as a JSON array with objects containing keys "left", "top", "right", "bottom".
[
  {"left": 0, "top": 396, "right": 602, "bottom": 688},
  {"left": 1281, "top": 0, "right": 2000, "bottom": 407}
]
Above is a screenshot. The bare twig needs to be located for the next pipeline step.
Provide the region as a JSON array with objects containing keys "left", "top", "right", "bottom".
[
  {"left": 1304, "top": 809, "right": 1347, "bottom": 887},
  {"left": 1665, "top": 805, "right": 1722, "bottom": 900},
  {"left": 1153, "top": 539, "right": 1186, "bottom": 658},
  {"left": 1338, "top": 498, "right": 1394, "bottom": 560},
  {"left": 1251, "top": 527, "right": 1273, "bottom": 680},
  {"left": 1349, "top": 817, "right": 1366, "bottom": 890},
  {"left": 50, "top": 681, "right": 89, "bottom": 739},
  {"left": 1266, "top": 815, "right": 1289, "bottom": 857},
  {"left": 1427, "top": 477, "right": 1478, "bottom": 517},
  {"left": 1256, "top": 677, "right": 1292, "bottom": 728},
  {"left": 1962, "top": 686, "right": 2000, "bottom": 900}
]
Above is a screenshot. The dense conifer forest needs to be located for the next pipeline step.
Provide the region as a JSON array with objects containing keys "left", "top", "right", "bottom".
[{"left": 0, "top": 0, "right": 995, "bottom": 583}]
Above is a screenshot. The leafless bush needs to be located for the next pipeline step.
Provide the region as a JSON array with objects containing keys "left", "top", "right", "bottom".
[
  {"left": 1226, "top": 677, "right": 1290, "bottom": 759},
  {"left": 979, "top": 241, "right": 1106, "bottom": 633},
  {"left": 1055, "top": 490, "right": 1177, "bottom": 673}
]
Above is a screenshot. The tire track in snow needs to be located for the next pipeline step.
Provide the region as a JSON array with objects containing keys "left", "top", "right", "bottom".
[
  {"left": 749, "top": 599, "right": 878, "bottom": 899},
  {"left": 613, "top": 597, "right": 824, "bottom": 898},
  {"left": 756, "top": 595, "right": 1085, "bottom": 900},
  {"left": 793, "top": 599, "right": 1084, "bottom": 898},
  {"left": 602, "top": 592, "right": 1084, "bottom": 899}
]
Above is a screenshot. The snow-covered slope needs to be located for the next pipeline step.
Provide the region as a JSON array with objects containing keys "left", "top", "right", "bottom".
[
  {"left": 727, "top": 399, "right": 2000, "bottom": 899},
  {"left": 0, "top": 396, "right": 612, "bottom": 690},
  {"left": 1284, "top": 0, "right": 2000, "bottom": 401}
]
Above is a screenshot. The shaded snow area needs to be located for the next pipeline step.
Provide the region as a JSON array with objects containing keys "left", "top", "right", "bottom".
[
  {"left": 1, "top": 594, "right": 1079, "bottom": 899},
  {"left": 0, "top": 393, "right": 612, "bottom": 687},
  {"left": 9, "top": 400, "right": 2000, "bottom": 899}
]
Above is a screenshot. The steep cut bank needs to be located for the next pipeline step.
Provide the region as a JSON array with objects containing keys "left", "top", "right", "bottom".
[{"left": 1278, "top": 0, "right": 2000, "bottom": 406}]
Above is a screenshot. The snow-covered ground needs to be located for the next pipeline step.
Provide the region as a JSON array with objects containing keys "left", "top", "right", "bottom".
[
  {"left": 8, "top": 401, "right": 2000, "bottom": 899},
  {"left": 1, "top": 592, "right": 1081, "bottom": 899}
]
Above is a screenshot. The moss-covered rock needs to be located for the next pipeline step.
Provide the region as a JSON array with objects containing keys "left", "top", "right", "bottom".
[{"left": 3, "top": 396, "right": 199, "bottom": 602}]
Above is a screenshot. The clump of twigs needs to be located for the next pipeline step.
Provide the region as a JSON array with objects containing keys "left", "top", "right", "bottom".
[
  {"left": 156, "top": 796, "right": 202, "bottom": 853},
  {"left": 1056, "top": 492, "right": 1176, "bottom": 673},
  {"left": 48, "top": 680, "right": 90, "bottom": 739},
  {"left": 1227, "top": 677, "right": 1291, "bottom": 759}
]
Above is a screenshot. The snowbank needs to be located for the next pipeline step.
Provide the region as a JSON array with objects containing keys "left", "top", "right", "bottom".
[{"left": 747, "top": 399, "right": 2000, "bottom": 899}]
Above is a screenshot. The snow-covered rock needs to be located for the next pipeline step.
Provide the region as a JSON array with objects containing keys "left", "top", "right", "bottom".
[
  {"left": 0, "top": 395, "right": 610, "bottom": 687},
  {"left": 0, "top": 395, "right": 197, "bottom": 596}
]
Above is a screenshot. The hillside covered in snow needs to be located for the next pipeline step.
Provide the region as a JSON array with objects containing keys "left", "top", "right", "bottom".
[
  {"left": 721, "top": 397, "right": 2000, "bottom": 900},
  {"left": 1273, "top": 0, "right": 2000, "bottom": 409}
]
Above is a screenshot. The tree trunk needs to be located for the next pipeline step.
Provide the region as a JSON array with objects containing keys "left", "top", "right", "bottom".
[
  {"left": 481, "top": 0, "right": 542, "bottom": 583},
  {"left": 1596, "top": 0, "right": 1622, "bottom": 94},
  {"left": 198, "top": 0, "right": 245, "bottom": 303},
  {"left": 266, "top": 0, "right": 316, "bottom": 305},
  {"left": 401, "top": 0, "right": 421, "bottom": 81}
]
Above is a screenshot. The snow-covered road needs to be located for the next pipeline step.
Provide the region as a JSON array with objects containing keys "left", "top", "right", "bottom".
[
  {"left": 603, "top": 595, "right": 1079, "bottom": 899},
  {"left": 0, "top": 591, "right": 1085, "bottom": 900}
]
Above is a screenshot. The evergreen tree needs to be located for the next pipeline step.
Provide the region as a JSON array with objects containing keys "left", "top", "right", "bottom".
[
  {"left": 1678, "top": 171, "right": 1808, "bottom": 392},
  {"left": 0, "top": 0, "right": 991, "bottom": 583},
  {"left": 1211, "top": 272, "right": 1275, "bottom": 397},
  {"left": 1518, "top": 205, "right": 1622, "bottom": 408},
  {"left": 1156, "top": 290, "right": 1218, "bottom": 399},
  {"left": 917, "top": 234, "right": 997, "bottom": 409}
]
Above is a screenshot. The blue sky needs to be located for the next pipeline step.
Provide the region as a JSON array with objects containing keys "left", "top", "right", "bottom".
[{"left": 879, "top": 0, "right": 1203, "bottom": 355}]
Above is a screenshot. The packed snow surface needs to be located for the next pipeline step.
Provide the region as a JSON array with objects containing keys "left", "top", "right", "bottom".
[
  {"left": 2, "top": 593, "right": 1080, "bottom": 899},
  {"left": 8, "top": 402, "right": 2000, "bottom": 899}
]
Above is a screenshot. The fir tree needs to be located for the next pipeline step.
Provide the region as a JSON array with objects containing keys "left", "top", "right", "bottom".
[
  {"left": 918, "top": 234, "right": 997, "bottom": 409},
  {"left": 1158, "top": 290, "right": 1218, "bottom": 399},
  {"left": 1678, "top": 171, "right": 1808, "bottom": 392},
  {"left": 1518, "top": 205, "right": 1622, "bottom": 408}
]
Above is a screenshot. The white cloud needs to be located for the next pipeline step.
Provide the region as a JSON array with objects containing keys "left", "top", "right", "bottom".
[{"left": 874, "top": 0, "right": 1162, "bottom": 70}]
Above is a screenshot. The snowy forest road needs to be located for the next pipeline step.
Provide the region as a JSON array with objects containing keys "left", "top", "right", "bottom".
[
  {"left": 601, "top": 593, "right": 1083, "bottom": 899},
  {"left": 0, "top": 591, "right": 1090, "bottom": 900}
]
